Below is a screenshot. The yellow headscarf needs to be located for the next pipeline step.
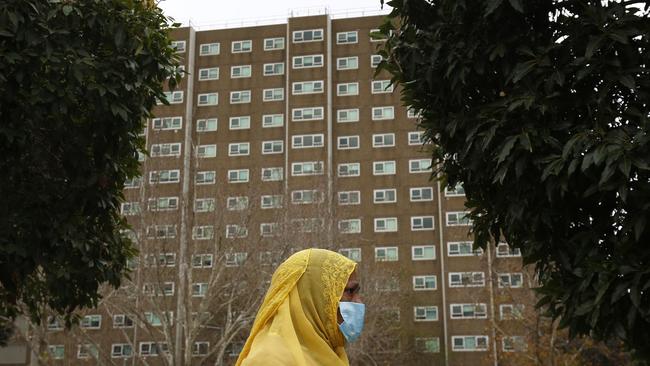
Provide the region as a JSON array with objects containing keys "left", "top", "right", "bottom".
[{"left": 236, "top": 248, "right": 357, "bottom": 366}]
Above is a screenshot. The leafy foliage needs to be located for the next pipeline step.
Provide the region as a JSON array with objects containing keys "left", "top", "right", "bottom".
[
  {"left": 0, "top": 0, "right": 179, "bottom": 323},
  {"left": 379, "top": 0, "right": 650, "bottom": 358}
]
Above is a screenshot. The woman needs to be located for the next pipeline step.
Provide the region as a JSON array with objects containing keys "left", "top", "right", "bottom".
[{"left": 236, "top": 248, "right": 364, "bottom": 366}]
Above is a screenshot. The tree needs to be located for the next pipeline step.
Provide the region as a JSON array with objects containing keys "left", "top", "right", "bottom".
[
  {"left": 378, "top": 0, "right": 650, "bottom": 359},
  {"left": 0, "top": 0, "right": 179, "bottom": 324}
]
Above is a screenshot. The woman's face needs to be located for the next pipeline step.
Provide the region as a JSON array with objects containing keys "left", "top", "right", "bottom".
[{"left": 338, "top": 269, "right": 362, "bottom": 323}]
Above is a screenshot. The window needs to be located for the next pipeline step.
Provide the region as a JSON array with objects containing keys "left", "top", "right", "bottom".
[
  {"left": 261, "top": 167, "right": 283, "bottom": 181},
  {"left": 199, "top": 42, "right": 219, "bottom": 55},
  {"left": 449, "top": 272, "right": 485, "bottom": 287},
  {"left": 77, "top": 344, "right": 98, "bottom": 359},
  {"left": 196, "top": 144, "right": 216, "bottom": 158},
  {"left": 197, "top": 92, "right": 218, "bottom": 106},
  {"left": 415, "top": 338, "right": 440, "bottom": 353},
  {"left": 80, "top": 315, "right": 101, "bottom": 329},
  {"left": 409, "top": 159, "right": 433, "bottom": 173},
  {"left": 411, "top": 216, "right": 435, "bottom": 231},
  {"left": 143, "top": 253, "right": 176, "bottom": 267},
  {"left": 47, "top": 316, "right": 63, "bottom": 331},
  {"left": 231, "top": 65, "right": 252, "bottom": 78},
  {"left": 194, "top": 198, "right": 215, "bottom": 213},
  {"left": 497, "top": 243, "right": 522, "bottom": 257},
  {"left": 171, "top": 40, "right": 186, "bottom": 52},
  {"left": 231, "top": 40, "right": 252, "bottom": 53},
  {"left": 293, "top": 29, "right": 323, "bottom": 43},
  {"left": 503, "top": 336, "right": 527, "bottom": 352},
  {"left": 291, "top": 161, "right": 324, "bottom": 176},
  {"left": 292, "top": 134, "right": 324, "bottom": 148},
  {"left": 160, "top": 91, "right": 183, "bottom": 104},
  {"left": 192, "top": 225, "right": 214, "bottom": 240},
  {"left": 150, "top": 169, "right": 180, "bottom": 184},
  {"left": 378, "top": 308, "right": 401, "bottom": 324},
  {"left": 228, "top": 143, "right": 250, "bottom": 156},
  {"left": 264, "top": 37, "right": 285, "bottom": 50},
  {"left": 339, "top": 248, "right": 361, "bottom": 262},
  {"left": 373, "top": 189, "right": 396, "bottom": 203},
  {"left": 112, "top": 314, "right": 135, "bottom": 328},
  {"left": 373, "top": 133, "right": 395, "bottom": 147},
  {"left": 197, "top": 118, "right": 217, "bottom": 132},
  {"left": 192, "top": 282, "right": 208, "bottom": 297},
  {"left": 413, "top": 275, "right": 437, "bottom": 290},
  {"left": 261, "top": 195, "right": 283, "bottom": 209},
  {"left": 414, "top": 306, "right": 438, "bottom": 321},
  {"left": 375, "top": 247, "right": 398, "bottom": 261},
  {"left": 337, "top": 31, "right": 358, "bottom": 44},
  {"left": 376, "top": 277, "right": 400, "bottom": 292},
  {"left": 226, "top": 196, "right": 248, "bottom": 211},
  {"left": 445, "top": 183, "right": 466, "bottom": 196},
  {"left": 148, "top": 197, "right": 179, "bottom": 211},
  {"left": 446, "top": 211, "right": 472, "bottom": 226},
  {"left": 408, "top": 131, "right": 425, "bottom": 145},
  {"left": 412, "top": 245, "right": 436, "bottom": 260},
  {"left": 291, "top": 218, "right": 324, "bottom": 233},
  {"left": 146, "top": 225, "right": 177, "bottom": 239},
  {"left": 498, "top": 273, "right": 524, "bottom": 288},
  {"left": 198, "top": 67, "right": 219, "bottom": 80},
  {"left": 370, "top": 54, "right": 384, "bottom": 68},
  {"left": 372, "top": 80, "right": 393, "bottom": 93},
  {"left": 229, "top": 116, "right": 251, "bottom": 130},
  {"left": 410, "top": 187, "right": 433, "bottom": 202},
  {"left": 337, "top": 82, "right": 359, "bottom": 96},
  {"left": 499, "top": 304, "right": 525, "bottom": 320},
  {"left": 292, "top": 107, "right": 324, "bottom": 121},
  {"left": 260, "top": 223, "right": 280, "bottom": 237},
  {"left": 262, "top": 140, "right": 283, "bottom": 154},
  {"left": 369, "top": 28, "right": 391, "bottom": 42},
  {"left": 337, "top": 135, "right": 359, "bottom": 149},
  {"left": 228, "top": 169, "right": 249, "bottom": 183},
  {"left": 263, "top": 88, "right": 284, "bottom": 101},
  {"left": 124, "top": 177, "right": 142, "bottom": 189},
  {"left": 195, "top": 171, "right": 216, "bottom": 185},
  {"left": 338, "top": 191, "right": 360, "bottom": 205},
  {"left": 121, "top": 202, "right": 141, "bottom": 216},
  {"left": 372, "top": 106, "right": 395, "bottom": 121},
  {"left": 230, "top": 90, "right": 251, "bottom": 104},
  {"left": 338, "top": 219, "right": 361, "bottom": 234},
  {"left": 337, "top": 163, "right": 360, "bottom": 177},
  {"left": 407, "top": 108, "right": 422, "bottom": 118},
  {"left": 292, "top": 54, "right": 324, "bottom": 68},
  {"left": 140, "top": 342, "right": 168, "bottom": 356},
  {"left": 452, "top": 336, "right": 489, "bottom": 351},
  {"left": 263, "top": 114, "right": 284, "bottom": 128},
  {"left": 374, "top": 217, "right": 398, "bottom": 232},
  {"left": 111, "top": 343, "right": 133, "bottom": 358},
  {"left": 225, "top": 252, "right": 248, "bottom": 265},
  {"left": 263, "top": 62, "right": 284, "bottom": 75},
  {"left": 48, "top": 345, "right": 64, "bottom": 359},
  {"left": 373, "top": 161, "right": 396, "bottom": 175},
  {"left": 225, "top": 225, "right": 248, "bottom": 239},
  {"left": 192, "top": 342, "right": 209, "bottom": 356},
  {"left": 337, "top": 56, "right": 358, "bottom": 70},
  {"left": 291, "top": 190, "right": 322, "bottom": 205},
  {"left": 337, "top": 108, "right": 359, "bottom": 123},
  {"left": 450, "top": 304, "right": 487, "bottom": 319},
  {"left": 192, "top": 254, "right": 213, "bottom": 268},
  {"left": 150, "top": 143, "right": 181, "bottom": 157},
  {"left": 292, "top": 80, "right": 324, "bottom": 94},
  {"left": 144, "top": 311, "right": 173, "bottom": 326},
  {"left": 448, "top": 241, "right": 483, "bottom": 256},
  {"left": 152, "top": 116, "right": 182, "bottom": 130}
]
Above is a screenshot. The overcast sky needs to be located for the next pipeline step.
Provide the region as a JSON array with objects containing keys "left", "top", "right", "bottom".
[{"left": 158, "top": 0, "right": 390, "bottom": 27}]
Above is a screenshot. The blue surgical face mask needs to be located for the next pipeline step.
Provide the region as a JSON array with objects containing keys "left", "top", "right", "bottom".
[{"left": 338, "top": 302, "right": 365, "bottom": 343}]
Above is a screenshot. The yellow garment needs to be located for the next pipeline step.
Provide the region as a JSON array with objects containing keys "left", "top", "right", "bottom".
[{"left": 236, "top": 248, "right": 357, "bottom": 366}]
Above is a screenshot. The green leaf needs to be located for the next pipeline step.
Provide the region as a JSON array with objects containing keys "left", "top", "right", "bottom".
[
  {"left": 510, "top": 59, "right": 536, "bottom": 83},
  {"left": 619, "top": 75, "right": 635, "bottom": 89},
  {"left": 485, "top": 0, "right": 504, "bottom": 16},
  {"left": 62, "top": 5, "right": 73, "bottom": 16},
  {"left": 508, "top": 0, "right": 524, "bottom": 13}
]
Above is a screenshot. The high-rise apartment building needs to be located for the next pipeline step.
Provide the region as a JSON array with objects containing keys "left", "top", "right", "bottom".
[{"left": 35, "top": 11, "right": 534, "bottom": 366}]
